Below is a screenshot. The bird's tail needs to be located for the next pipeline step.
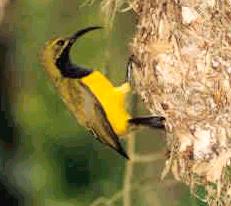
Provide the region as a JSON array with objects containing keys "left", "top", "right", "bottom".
[{"left": 128, "top": 116, "right": 165, "bottom": 129}]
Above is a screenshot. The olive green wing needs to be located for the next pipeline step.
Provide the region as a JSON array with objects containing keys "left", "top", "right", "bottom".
[{"left": 78, "top": 81, "right": 129, "bottom": 159}]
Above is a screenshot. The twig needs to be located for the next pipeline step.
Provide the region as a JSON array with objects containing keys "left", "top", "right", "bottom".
[
  {"left": 133, "top": 152, "right": 164, "bottom": 163},
  {"left": 123, "top": 132, "right": 135, "bottom": 206}
]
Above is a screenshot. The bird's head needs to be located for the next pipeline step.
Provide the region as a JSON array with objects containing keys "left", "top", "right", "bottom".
[{"left": 41, "top": 26, "right": 102, "bottom": 79}]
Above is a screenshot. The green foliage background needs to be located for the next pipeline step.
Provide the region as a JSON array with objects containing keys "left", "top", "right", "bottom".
[{"left": 0, "top": 0, "right": 205, "bottom": 205}]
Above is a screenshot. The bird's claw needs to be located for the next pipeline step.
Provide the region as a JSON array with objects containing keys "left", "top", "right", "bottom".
[{"left": 126, "top": 54, "right": 142, "bottom": 83}]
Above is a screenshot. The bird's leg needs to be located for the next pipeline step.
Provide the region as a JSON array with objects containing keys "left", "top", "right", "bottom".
[
  {"left": 126, "top": 56, "right": 165, "bottom": 129},
  {"left": 128, "top": 116, "right": 165, "bottom": 129},
  {"left": 126, "top": 54, "right": 142, "bottom": 82}
]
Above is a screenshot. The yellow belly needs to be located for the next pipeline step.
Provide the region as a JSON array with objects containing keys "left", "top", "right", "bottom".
[{"left": 81, "top": 71, "right": 131, "bottom": 135}]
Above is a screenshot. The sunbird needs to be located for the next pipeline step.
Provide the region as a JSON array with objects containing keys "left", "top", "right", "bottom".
[{"left": 41, "top": 26, "right": 165, "bottom": 159}]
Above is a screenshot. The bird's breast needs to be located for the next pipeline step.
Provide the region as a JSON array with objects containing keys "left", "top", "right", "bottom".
[{"left": 80, "top": 71, "right": 131, "bottom": 136}]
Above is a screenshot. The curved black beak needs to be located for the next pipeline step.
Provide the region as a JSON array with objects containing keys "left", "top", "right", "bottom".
[
  {"left": 56, "top": 26, "right": 103, "bottom": 79},
  {"left": 68, "top": 26, "right": 103, "bottom": 46}
]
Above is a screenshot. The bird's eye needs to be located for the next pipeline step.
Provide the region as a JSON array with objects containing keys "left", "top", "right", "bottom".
[{"left": 56, "top": 40, "right": 65, "bottom": 46}]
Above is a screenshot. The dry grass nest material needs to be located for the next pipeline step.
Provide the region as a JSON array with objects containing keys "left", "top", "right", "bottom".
[{"left": 98, "top": 0, "right": 231, "bottom": 205}]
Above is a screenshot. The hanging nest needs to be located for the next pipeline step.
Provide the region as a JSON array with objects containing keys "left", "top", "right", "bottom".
[
  {"left": 99, "top": 0, "right": 231, "bottom": 205},
  {"left": 127, "top": 0, "right": 231, "bottom": 205}
]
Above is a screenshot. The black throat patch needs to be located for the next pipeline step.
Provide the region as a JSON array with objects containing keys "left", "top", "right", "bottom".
[{"left": 55, "top": 47, "right": 92, "bottom": 79}]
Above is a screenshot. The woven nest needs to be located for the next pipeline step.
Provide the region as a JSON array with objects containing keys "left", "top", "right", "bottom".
[
  {"left": 98, "top": 0, "right": 231, "bottom": 205},
  {"left": 127, "top": 0, "right": 231, "bottom": 205}
]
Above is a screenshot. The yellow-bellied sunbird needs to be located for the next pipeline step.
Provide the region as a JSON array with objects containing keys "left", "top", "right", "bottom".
[{"left": 41, "top": 26, "right": 165, "bottom": 159}]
